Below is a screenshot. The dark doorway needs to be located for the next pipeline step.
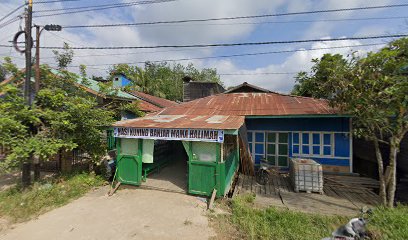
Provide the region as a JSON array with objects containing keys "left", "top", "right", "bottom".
[{"left": 142, "top": 140, "right": 189, "bottom": 193}]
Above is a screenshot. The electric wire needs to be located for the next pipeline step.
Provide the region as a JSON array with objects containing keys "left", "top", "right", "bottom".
[
  {"left": 59, "top": 16, "right": 408, "bottom": 29},
  {"left": 57, "top": 3, "right": 408, "bottom": 28},
  {"left": 218, "top": 72, "right": 299, "bottom": 76},
  {"left": 33, "top": 0, "right": 177, "bottom": 18},
  {"left": 35, "top": 0, "right": 176, "bottom": 12},
  {"left": 36, "top": 0, "right": 84, "bottom": 3},
  {"left": 0, "top": 3, "right": 25, "bottom": 24},
  {"left": 0, "top": 16, "right": 21, "bottom": 29},
  {"left": 44, "top": 42, "right": 384, "bottom": 67},
  {"left": 0, "top": 34, "right": 403, "bottom": 50}
]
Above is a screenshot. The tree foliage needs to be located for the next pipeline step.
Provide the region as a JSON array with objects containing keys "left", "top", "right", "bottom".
[
  {"left": 291, "top": 38, "right": 408, "bottom": 207},
  {"left": 291, "top": 54, "right": 349, "bottom": 98},
  {"left": 110, "top": 62, "right": 222, "bottom": 101},
  {"left": 0, "top": 60, "right": 115, "bottom": 173},
  {"left": 52, "top": 42, "right": 74, "bottom": 70}
]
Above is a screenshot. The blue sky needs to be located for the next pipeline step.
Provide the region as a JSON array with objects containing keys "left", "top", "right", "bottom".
[{"left": 1, "top": 0, "right": 408, "bottom": 92}]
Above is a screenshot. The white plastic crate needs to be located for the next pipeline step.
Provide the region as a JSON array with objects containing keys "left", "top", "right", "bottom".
[{"left": 290, "top": 158, "right": 323, "bottom": 194}]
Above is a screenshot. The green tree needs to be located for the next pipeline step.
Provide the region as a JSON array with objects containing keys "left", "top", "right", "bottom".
[
  {"left": 291, "top": 54, "right": 349, "bottom": 98},
  {"left": 52, "top": 42, "right": 74, "bottom": 70},
  {"left": 110, "top": 62, "right": 222, "bottom": 101},
  {"left": 291, "top": 38, "right": 408, "bottom": 207},
  {"left": 0, "top": 61, "right": 115, "bottom": 181},
  {"left": 0, "top": 65, "right": 6, "bottom": 82}
]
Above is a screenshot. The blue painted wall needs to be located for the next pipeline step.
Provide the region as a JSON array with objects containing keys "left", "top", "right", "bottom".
[
  {"left": 246, "top": 117, "right": 350, "bottom": 132},
  {"left": 245, "top": 117, "right": 352, "bottom": 172},
  {"left": 113, "top": 74, "right": 132, "bottom": 88},
  {"left": 120, "top": 75, "right": 131, "bottom": 87}
]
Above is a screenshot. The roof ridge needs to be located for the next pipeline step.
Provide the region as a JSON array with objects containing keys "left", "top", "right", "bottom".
[{"left": 128, "top": 90, "right": 177, "bottom": 108}]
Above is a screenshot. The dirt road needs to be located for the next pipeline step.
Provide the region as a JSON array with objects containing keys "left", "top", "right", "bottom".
[{"left": 0, "top": 186, "right": 215, "bottom": 240}]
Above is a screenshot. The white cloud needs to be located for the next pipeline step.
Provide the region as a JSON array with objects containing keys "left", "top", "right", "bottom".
[
  {"left": 0, "top": 0, "right": 398, "bottom": 89},
  {"left": 209, "top": 39, "right": 385, "bottom": 93}
]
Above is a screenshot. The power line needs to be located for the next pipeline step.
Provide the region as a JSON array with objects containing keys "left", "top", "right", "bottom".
[
  {"left": 59, "top": 3, "right": 408, "bottom": 28},
  {"left": 39, "top": 47, "right": 210, "bottom": 59},
  {"left": 219, "top": 72, "right": 299, "bottom": 76},
  {"left": 33, "top": 0, "right": 177, "bottom": 18},
  {"left": 60, "top": 16, "right": 408, "bottom": 29},
  {"left": 35, "top": 0, "right": 174, "bottom": 12},
  {"left": 0, "top": 16, "right": 21, "bottom": 29},
  {"left": 35, "top": 0, "right": 84, "bottom": 3},
  {"left": 40, "top": 42, "right": 383, "bottom": 70},
  {"left": 47, "top": 42, "right": 384, "bottom": 67},
  {"left": 0, "top": 4, "right": 25, "bottom": 24},
  {"left": 47, "top": 63, "right": 301, "bottom": 75},
  {"left": 0, "top": 33, "right": 404, "bottom": 50},
  {"left": 40, "top": 42, "right": 384, "bottom": 59}
]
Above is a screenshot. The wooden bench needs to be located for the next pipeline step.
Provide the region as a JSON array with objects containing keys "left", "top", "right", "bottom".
[{"left": 142, "top": 158, "right": 169, "bottom": 181}]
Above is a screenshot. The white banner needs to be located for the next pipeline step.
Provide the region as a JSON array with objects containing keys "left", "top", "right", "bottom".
[{"left": 114, "top": 127, "right": 224, "bottom": 143}]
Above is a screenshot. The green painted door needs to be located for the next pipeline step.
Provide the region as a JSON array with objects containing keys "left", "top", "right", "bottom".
[
  {"left": 188, "top": 161, "right": 217, "bottom": 196},
  {"left": 117, "top": 155, "right": 142, "bottom": 185}
]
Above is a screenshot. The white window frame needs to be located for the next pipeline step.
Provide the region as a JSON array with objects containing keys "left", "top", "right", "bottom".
[
  {"left": 292, "top": 132, "right": 335, "bottom": 157},
  {"left": 248, "top": 131, "right": 289, "bottom": 167}
]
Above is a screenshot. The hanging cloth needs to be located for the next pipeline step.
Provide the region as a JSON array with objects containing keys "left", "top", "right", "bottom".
[{"left": 142, "top": 139, "right": 154, "bottom": 163}]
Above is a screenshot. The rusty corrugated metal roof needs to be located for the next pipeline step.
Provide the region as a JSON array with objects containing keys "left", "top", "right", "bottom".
[
  {"left": 136, "top": 100, "right": 162, "bottom": 112},
  {"left": 114, "top": 114, "right": 244, "bottom": 130},
  {"left": 114, "top": 92, "right": 338, "bottom": 130},
  {"left": 158, "top": 92, "right": 337, "bottom": 116},
  {"left": 128, "top": 90, "right": 178, "bottom": 108}
]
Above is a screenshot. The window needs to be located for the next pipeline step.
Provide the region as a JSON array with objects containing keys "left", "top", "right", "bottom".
[
  {"left": 192, "top": 142, "right": 216, "bottom": 162},
  {"left": 247, "top": 131, "right": 253, "bottom": 154},
  {"left": 293, "top": 132, "right": 333, "bottom": 157},
  {"left": 247, "top": 132, "right": 289, "bottom": 167},
  {"left": 301, "top": 133, "right": 310, "bottom": 154},
  {"left": 253, "top": 132, "right": 265, "bottom": 164},
  {"left": 120, "top": 138, "right": 139, "bottom": 155},
  {"left": 266, "top": 132, "right": 276, "bottom": 165},
  {"left": 322, "top": 133, "right": 332, "bottom": 156},
  {"left": 292, "top": 133, "right": 300, "bottom": 154}
]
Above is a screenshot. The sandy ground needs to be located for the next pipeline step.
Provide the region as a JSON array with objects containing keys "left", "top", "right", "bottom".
[{"left": 0, "top": 186, "right": 215, "bottom": 240}]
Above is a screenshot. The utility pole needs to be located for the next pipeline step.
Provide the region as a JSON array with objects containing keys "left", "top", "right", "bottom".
[
  {"left": 24, "top": 0, "right": 32, "bottom": 105},
  {"left": 22, "top": 0, "right": 33, "bottom": 188},
  {"left": 33, "top": 24, "right": 40, "bottom": 181},
  {"left": 35, "top": 25, "right": 40, "bottom": 93}
]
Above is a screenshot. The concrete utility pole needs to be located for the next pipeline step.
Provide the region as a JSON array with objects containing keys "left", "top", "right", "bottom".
[
  {"left": 35, "top": 25, "right": 40, "bottom": 93},
  {"left": 22, "top": 0, "right": 33, "bottom": 188},
  {"left": 24, "top": 0, "right": 32, "bottom": 105},
  {"left": 33, "top": 25, "right": 40, "bottom": 180}
]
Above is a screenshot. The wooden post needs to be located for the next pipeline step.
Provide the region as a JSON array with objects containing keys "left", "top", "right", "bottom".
[{"left": 208, "top": 189, "right": 217, "bottom": 210}]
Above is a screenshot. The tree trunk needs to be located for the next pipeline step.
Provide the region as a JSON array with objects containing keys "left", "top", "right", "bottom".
[
  {"left": 373, "top": 138, "right": 387, "bottom": 205},
  {"left": 22, "top": 162, "right": 31, "bottom": 188},
  {"left": 387, "top": 138, "right": 399, "bottom": 207}
]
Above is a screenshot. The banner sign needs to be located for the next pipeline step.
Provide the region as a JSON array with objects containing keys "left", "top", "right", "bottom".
[{"left": 114, "top": 127, "right": 224, "bottom": 143}]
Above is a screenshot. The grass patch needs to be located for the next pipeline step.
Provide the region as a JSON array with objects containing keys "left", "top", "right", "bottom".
[
  {"left": 229, "top": 194, "right": 346, "bottom": 240},
  {"left": 368, "top": 205, "right": 408, "bottom": 240},
  {"left": 216, "top": 194, "right": 408, "bottom": 240},
  {"left": 0, "top": 173, "right": 106, "bottom": 223}
]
